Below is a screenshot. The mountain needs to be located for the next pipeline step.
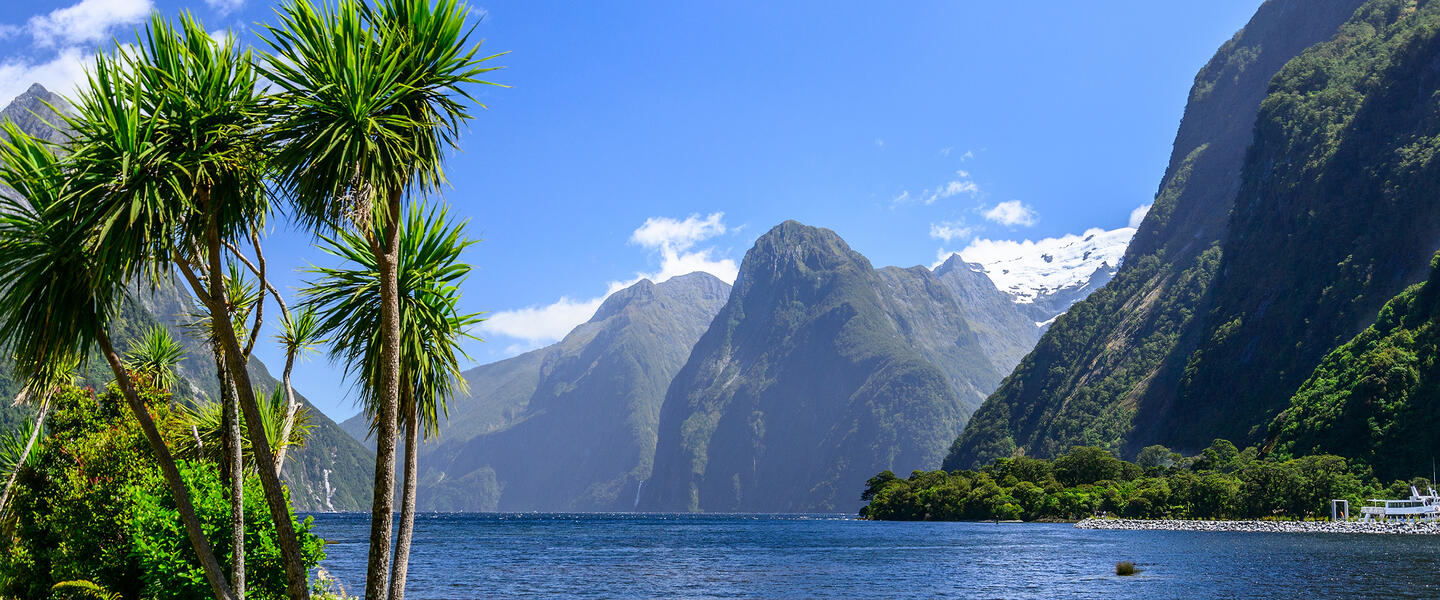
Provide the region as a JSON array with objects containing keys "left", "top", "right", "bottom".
[
  {"left": 1267, "top": 253, "right": 1440, "bottom": 482},
  {"left": 947, "top": 0, "right": 1440, "bottom": 469},
  {"left": 958, "top": 226, "right": 1134, "bottom": 324},
  {"left": 640, "top": 221, "right": 1036, "bottom": 512},
  {"left": 341, "top": 273, "right": 733, "bottom": 511},
  {"left": 0, "top": 84, "right": 375, "bottom": 511}
]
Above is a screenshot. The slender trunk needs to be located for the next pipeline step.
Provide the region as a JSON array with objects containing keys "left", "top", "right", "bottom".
[
  {"left": 215, "top": 347, "right": 246, "bottom": 596},
  {"left": 273, "top": 347, "right": 299, "bottom": 473},
  {"left": 191, "top": 188, "right": 311, "bottom": 600},
  {"left": 226, "top": 236, "right": 302, "bottom": 475},
  {"left": 227, "top": 371, "right": 246, "bottom": 597},
  {"left": 0, "top": 389, "right": 51, "bottom": 516},
  {"left": 365, "top": 190, "right": 404, "bottom": 600},
  {"left": 388, "top": 397, "right": 418, "bottom": 600},
  {"left": 97, "top": 330, "right": 236, "bottom": 600}
]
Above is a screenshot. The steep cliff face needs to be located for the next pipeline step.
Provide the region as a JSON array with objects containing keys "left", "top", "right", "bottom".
[
  {"left": 1269, "top": 253, "right": 1440, "bottom": 482},
  {"left": 641, "top": 222, "right": 1028, "bottom": 512},
  {"left": 378, "top": 273, "right": 732, "bottom": 511},
  {"left": 948, "top": 0, "right": 1440, "bottom": 469}
]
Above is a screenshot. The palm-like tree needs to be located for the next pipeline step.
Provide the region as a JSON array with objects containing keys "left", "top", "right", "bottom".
[
  {"left": 63, "top": 13, "right": 312, "bottom": 598},
  {"left": 123, "top": 326, "right": 187, "bottom": 393},
  {"left": 0, "top": 121, "right": 238, "bottom": 599},
  {"left": 274, "top": 307, "right": 325, "bottom": 472},
  {"left": 0, "top": 357, "right": 75, "bottom": 519},
  {"left": 304, "top": 204, "right": 480, "bottom": 600},
  {"left": 173, "top": 385, "right": 315, "bottom": 466},
  {"left": 261, "top": 0, "right": 501, "bottom": 595}
]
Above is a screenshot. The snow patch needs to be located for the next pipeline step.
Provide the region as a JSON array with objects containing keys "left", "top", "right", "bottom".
[{"left": 950, "top": 226, "right": 1135, "bottom": 304}]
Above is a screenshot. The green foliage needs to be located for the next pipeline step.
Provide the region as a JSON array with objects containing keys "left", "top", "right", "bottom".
[
  {"left": 123, "top": 326, "right": 187, "bottom": 393},
  {"left": 0, "top": 384, "right": 323, "bottom": 599},
  {"left": 259, "top": 0, "right": 506, "bottom": 231},
  {"left": 170, "top": 385, "right": 314, "bottom": 467},
  {"left": 303, "top": 203, "right": 481, "bottom": 437},
  {"left": 1270, "top": 252, "right": 1440, "bottom": 481},
  {"left": 865, "top": 444, "right": 1378, "bottom": 522}
]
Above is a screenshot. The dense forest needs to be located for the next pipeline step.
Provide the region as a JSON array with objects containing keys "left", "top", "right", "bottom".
[{"left": 863, "top": 442, "right": 1420, "bottom": 522}]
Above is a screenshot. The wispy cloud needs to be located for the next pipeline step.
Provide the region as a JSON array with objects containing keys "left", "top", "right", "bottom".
[
  {"left": 0, "top": 47, "right": 89, "bottom": 108},
  {"left": 480, "top": 213, "right": 739, "bottom": 353},
  {"left": 894, "top": 170, "right": 981, "bottom": 207},
  {"left": 26, "top": 0, "right": 152, "bottom": 48},
  {"left": 929, "top": 221, "right": 974, "bottom": 243},
  {"left": 960, "top": 150, "right": 974, "bottom": 161},
  {"left": 205, "top": 0, "right": 246, "bottom": 16},
  {"left": 874, "top": 138, "right": 885, "bottom": 149},
  {"left": 939, "top": 146, "right": 953, "bottom": 157},
  {"left": 0, "top": 0, "right": 154, "bottom": 107},
  {"left": 1129, "top": 203, "right": 1152, "bottom": 229},
  {"left": 983, "top": 200, "right": 1038, "bottom": 227}
]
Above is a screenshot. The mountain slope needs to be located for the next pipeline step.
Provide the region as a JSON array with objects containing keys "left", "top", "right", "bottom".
[
  {"left": 364, "top": 273, "right": 732, "bottom": 511},
  {"left": 640, "top": 221, "right": 1027, "bottom": 512},
  {"left": 949, "top": 0, "right": 1440, "bottom": 468},
  {"left": 1268, "top": 253, "right": 1440, "bottom": 481}
]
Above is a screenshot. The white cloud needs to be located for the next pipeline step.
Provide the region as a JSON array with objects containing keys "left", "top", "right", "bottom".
[
  {"left": 630, "top": 212, "right": 726, "bottom": 251},
  {"left": 895, "top": 170, "right": 981, "bottom": 207},
  {"left": 27, "top": 0, "right": 152, "bottom": 48},
  {"left": 939, "top": 146, "right": 953, "bottom": 157},
  {"left": 480, "top": 213, "right": 739, "bottom": 351},
  {"left": 960, "top": 150, "right": 974, "bottom": 161},
  {"left": 983, "top": 200, "right": 1038, "bottom": 227},
  {"left": 205, "top": 0, "right": 246, "bottom": 16},
  {"left": 929, "top": 221, "right": 974, "bottom": 243},
  {"left": 874, "top": 138, "right": 885, "bottom": 149},
  {"left": 1129, "top": 203, "right": 1152, "bottom": 228},
  {"left": 0, "top": 47, "right": 89, "bottom": 108},
  {"left": 478, "top": 296, "right": 605, "bottom": 350}
]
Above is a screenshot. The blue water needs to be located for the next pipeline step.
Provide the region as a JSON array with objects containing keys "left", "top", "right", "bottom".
[{"left": 308, "top": 513, "right": 1440, "bottom": 599}]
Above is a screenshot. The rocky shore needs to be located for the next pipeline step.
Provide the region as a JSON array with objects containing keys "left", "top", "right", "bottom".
[{"left": 1075, "top": 517, "right": 1440, "bottom": 535}]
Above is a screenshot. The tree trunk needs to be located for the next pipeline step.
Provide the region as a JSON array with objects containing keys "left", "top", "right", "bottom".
[
  {"left": 97, "top": 329, "right": 237, "bottom": 600},
  {"left": 365, "top": 190, "right": 404, "bottom": 600},
  {"left": 388, "top": 398, "right": 418, "bottom": 600},
  {"left": 0, "top": 389, "right": 51, "bottom": 516},
  {"left": 227, "top": 368, "right": 246, "bottom": 598},
  {"left": 187, "top": 194, "right": 311, "bottom": 600},
  {"left": 273, "top": 345, "right": 299, "bottom": 473}
]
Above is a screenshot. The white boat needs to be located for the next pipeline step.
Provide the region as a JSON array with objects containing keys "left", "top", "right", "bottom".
[{"left": 1356, "top": 486, "right": 1440, "bottom": 522}]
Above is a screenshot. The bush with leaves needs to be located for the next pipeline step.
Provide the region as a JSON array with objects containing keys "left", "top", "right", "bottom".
[{"left": 0, "top": 383, "right": 324, "bottom": 599}]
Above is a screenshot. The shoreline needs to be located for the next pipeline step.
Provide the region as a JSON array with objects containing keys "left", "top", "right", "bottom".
[{"left": 1076, "top": 517, "right": 1440, "bottom": 535}]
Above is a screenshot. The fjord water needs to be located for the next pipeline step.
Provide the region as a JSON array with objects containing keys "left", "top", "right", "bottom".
[{"left": 310, "top": 514, "right": 1440, "bottom": 598}]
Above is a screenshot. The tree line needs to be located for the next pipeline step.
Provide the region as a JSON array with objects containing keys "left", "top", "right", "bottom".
[{"left": 863, "top": 441, "right": 1431, "bottom": 522}]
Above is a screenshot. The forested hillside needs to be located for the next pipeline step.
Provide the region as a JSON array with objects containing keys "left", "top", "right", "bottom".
[{"left": 947, "top": 0, "right": 1398, "bottom": 467}]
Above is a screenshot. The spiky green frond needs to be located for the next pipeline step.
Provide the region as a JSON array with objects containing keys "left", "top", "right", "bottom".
[
  {"left": 260, "top": 0, "right": 506, "bottom": 231},
  {"left": 278, "top": 305, "right": 327, "bottom": 360},
  {"left": 0, "top": 121, "right": 122, "bottom": 384},
  {"left": 0, "top": 419, "right": 44, "bottom": 477},
  {"left": 173, "top": 385, "right": 314, "bottom": 466},
  {"left": 65, "top": 11, "right": 268, "bottom": 284},
  {"left": 123, "top": 325, "right": 187, "bottom": 392},
  {"left": 302, "top": 203, "right": 481, "bottom": 437}
]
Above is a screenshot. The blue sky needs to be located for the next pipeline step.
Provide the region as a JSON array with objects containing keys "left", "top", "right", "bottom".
[{"left": 0, "top": 0, "right": 1262, "bottom": 421}]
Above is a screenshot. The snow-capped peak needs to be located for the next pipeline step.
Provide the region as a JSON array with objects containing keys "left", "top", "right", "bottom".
[{"left": 950, "top": 226, "right": 1135, "bottom": 304}]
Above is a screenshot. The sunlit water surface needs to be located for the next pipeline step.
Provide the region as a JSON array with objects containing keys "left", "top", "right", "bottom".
[{"left": 307, "top": 513, "right": 1440, "bottom": 599}]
